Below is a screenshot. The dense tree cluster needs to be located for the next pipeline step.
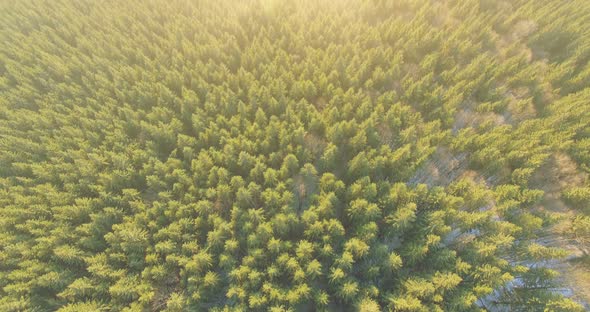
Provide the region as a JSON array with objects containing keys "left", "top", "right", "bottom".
[{"left": 1, "top": 0, "right": 589, "bottom": 311}]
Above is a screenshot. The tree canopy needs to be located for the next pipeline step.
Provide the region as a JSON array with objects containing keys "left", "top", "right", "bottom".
[{"left": 1, "top": 0, "right": 589, "bottom": 311}]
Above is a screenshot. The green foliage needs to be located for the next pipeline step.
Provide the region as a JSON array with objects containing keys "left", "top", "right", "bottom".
[{"left": 1, "top": 0, "right": 589, "bottom": 311}]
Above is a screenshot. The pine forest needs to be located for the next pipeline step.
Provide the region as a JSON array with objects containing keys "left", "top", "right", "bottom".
[{"left": 1, "top": 0, "right": 590, "bottom": 311}]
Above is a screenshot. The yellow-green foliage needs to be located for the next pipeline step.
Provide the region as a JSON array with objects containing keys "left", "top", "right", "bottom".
[{"left": 0, "top": 0, "right": 589, "bottom": 311}]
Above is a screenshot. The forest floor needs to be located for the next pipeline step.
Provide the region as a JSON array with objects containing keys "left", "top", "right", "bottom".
[{"left": 531, "top": 153, "right": 590, "bottom": 307}]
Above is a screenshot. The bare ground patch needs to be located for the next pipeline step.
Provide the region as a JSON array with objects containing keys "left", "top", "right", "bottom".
[
  {"left": 530, "top": 152, "right": 590, "bottom": 305},
  {"left": 409, "top": 147, "right": 469, "bottom": 187}
]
